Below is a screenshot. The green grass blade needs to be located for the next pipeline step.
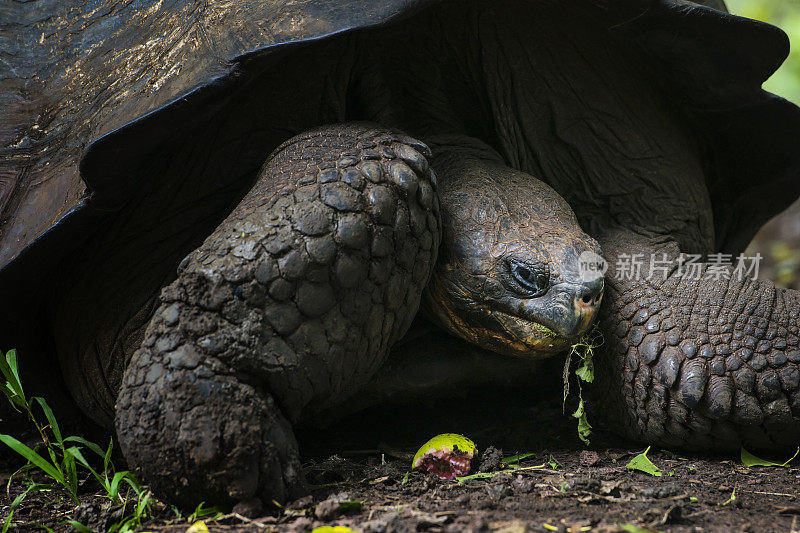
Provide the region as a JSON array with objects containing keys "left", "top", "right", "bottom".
[
  {"left": 110, "top": 471, "right": 135, "bottom": 504},
  {"left": 2, "top": 482, "right": 52, "bottom": 533},
  {"left": 104, "top": 438, "right": 114, "bottom": 473},
  {"left": 1, "top": 350, "right": 22, "bottom": 392},
  {"left": 67, "top": 446, "right": 92, "bottom": 470},
  {"left": 502, "top": 452, "right": 536, "bottom": 464},
  {"left": 67, "top": 520, "right": 97, "bottom": 533},
  {"left": 64, "top": 436, "right": 105, "bottom": 458},
  {"left": 0, "top": 349, "right": 26, "bottom": 410},
  {"left": 33, "top": 397, "right": 63, "bottom": 445},
  {"left": 0, "top": 434, "right": 65, "bottom": 484},
  {"left": 120, "top": 472, "right": 144, "bottom": 494},
  {"left": 62, "top": 450, "right": 79, "bottom": 496}
]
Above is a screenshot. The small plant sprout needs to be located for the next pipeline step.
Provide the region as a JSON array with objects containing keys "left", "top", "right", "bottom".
[
  {"left": 412, "top": 433, "right": 477, "bottom": 480},
  {"left": 626, "top": 446, "right": 663, "bottom": 477},
  {"left": 720, "top": 486, "right": 737, "bottom": 506},
  {"left": 0, "top": 348, "right": 153, "bottom": 532},
  {"left": 188, "top": 502, "right": 223, "bottom": 522}
]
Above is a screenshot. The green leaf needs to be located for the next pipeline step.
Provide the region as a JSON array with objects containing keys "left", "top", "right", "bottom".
[
  {"left": 625, "top": 446, "right": 662, "bottom": 477},
  {"left": 575, "top": 360, "right": 594, "bottom": 383},
  {"left": 64, "top": 436, "right": 106, "bottom": 458},
  {"left": 67, "top": 520, "right": 97, "bottom": 533},
  {"left": 189, "top": 502, "right": 223, "bottom": 521},
  {"left": 572, "top": 399, "right": 592, "bottom": 445},
  {"left": 720, "top": 487, "right": 737, "bottom": 506},
  {"left": 502, "top": 452, "right": 536, "bottom": 464},
  {"left": 741, "top": 446, "right": 800, "bottom": 468},
  {"left": 0, "top": 434, "right": 66, "bottom": 484},
  {"left": 338, "top": 501, "right": 364, "bottom": 513},
  {"left": 0, "top": 349, "right": 26, "bottom": 411},
  {"left": 33, "top": 397, "right": 62, "bottom": 445},
  {"left": 63, "top": 450, "right": 78, "bottom": 494},
  {"left": 109, "top": 471, "right": 134, "bottom": 503},
  {"left": 547, "top": 455, "right": 562, "bottom": 470},
  {"left": 104, "top": 438, "right": 114, "bottom": 474},
  {"left": 68, "top": 446, "right": 97, "bottom": 474},
  {"left": 2, "top": 482, "right": 51, "bottom": 533},
  {"left": 618, "top": 524, "right": 661, "bottom": 533}
]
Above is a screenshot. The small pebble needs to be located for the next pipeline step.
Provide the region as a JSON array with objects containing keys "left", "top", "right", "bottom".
[
  {"left": 232, "top": 497, "right": 262, "bottom": 518},
  {"left": 314, "top": 499, "right": 340, "bottom": 520},
  {"left": 580, "top": 450, "right": 601, "bottom": 467}
]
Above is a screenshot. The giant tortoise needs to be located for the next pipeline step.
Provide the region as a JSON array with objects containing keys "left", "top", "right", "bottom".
[{"left": 2, "top": 0, "right": 800, "bottom": 508}]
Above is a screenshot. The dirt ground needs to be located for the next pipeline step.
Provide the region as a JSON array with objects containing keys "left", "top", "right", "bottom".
[{"left": 3, "top": 381, "right": 800, "bottom": 533}]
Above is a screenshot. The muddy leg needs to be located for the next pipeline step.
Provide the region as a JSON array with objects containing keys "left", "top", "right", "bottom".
[{"left": 116, "top": 123, "right": 440, "bottom": 506}]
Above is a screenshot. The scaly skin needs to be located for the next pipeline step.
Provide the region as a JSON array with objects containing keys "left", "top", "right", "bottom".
[
  {"left": 423, "top": 136, "right": 604, "bottom": 358},
  {"left": 596, "top": 229, "right": 800, "bottom": 450},
  {"left": 115, "top": 124, "right": 605, "bottom": 507},
  {"left": 116, "top": 123, "right": 441, "bottom": 506}
]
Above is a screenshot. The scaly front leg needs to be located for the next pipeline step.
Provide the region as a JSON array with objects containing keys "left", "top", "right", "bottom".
[
  {"left": 116, "top": 123, "right": 440, "bottom": 507},
  {"left": 596, "top": 228, "right": 800, "bottom": 451}
]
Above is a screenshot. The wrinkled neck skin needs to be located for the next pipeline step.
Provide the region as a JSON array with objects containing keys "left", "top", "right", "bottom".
[
  {"left": 422, "top": 136, "right": 603, "bottom": 357},
  {"left": 355, "top": 0, "right": 800, "bottom": 450},
  {"left": 386, "top": 1, "right": 800, "bottom": 449}
]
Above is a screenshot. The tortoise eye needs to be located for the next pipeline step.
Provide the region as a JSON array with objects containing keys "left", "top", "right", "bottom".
[{"left": 509, "top": 261, "right": 549, "bottom": 297}]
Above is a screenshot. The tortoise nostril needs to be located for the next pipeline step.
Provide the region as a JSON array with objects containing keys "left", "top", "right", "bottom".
[{"left": 575, "top": 280, "right": 604, "bottom": 308}]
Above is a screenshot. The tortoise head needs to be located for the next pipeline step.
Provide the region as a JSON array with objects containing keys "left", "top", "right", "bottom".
[{"left": 423, "top": 150, "right": 604, "bottom": 358}]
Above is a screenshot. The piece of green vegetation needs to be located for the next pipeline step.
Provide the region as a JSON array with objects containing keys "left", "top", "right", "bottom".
[
  {"left": 720, "top": 487, "right": 737, "bottom": 506},
  {"left": 188, "top": 502, "right": 223, "bottom": 522},
  {"left": 689, "top": 496, "right": 699, "bottom": 503},
  {"left": 337, "top": 501, "right": 364, "bottom": 513},
  {"left": 455, "top": 462, "right": 547, "bottom": 482},
  {"left": 544, "top": 524, "right": 590, "bottom": 532},
  {"left": 185, "top": 522, "right": 210, "bottom": 533},
  {"left": 618, "top": 524, "right": 662, "bottom": 533},
  {"left": 563, "top": 326, "right": 604, "bottom": 445},
  {"left": 502, "top": 452, "right": 536, "bottom": 465},
  {"left": 741, "top": 446, "right": 800, "bottom": 468},
  {"left": 572, "top": 399, "right": 592, "bottom": 446},
  {"left": 625, "top": 446, "right": 662, "bottom": 477},
  {"left": 0, "top": 349, "right": 152, "bottom": 532},
  {"left": 547, "top": 456, "right": 562, "bottom": 470}
]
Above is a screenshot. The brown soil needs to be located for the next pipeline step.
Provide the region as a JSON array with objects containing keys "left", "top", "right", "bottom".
[{"left": 3, "top": 388, "right": 800, "bottom": 532}]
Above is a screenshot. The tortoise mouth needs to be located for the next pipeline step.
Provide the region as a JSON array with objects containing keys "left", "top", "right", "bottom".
[
  {"left": 423, "top": 287, "right": 578, "bottom": 358},
  {"left": 467, "top": 306, "right": 579, "bottom": 358}
]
